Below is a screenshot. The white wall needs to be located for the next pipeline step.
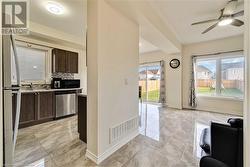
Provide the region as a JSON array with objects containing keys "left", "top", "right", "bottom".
[
  {"left": 87, "top": 0, "right": 139, "bottom": 163},
  {"left": 182, "top": 35, "right": 244, "bottom": 116},
  {"left": 140, "top": 51, "right": 182, "bottom": 109}
]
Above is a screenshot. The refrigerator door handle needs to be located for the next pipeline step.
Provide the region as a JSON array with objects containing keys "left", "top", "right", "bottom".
[
  {"left": 12, "top": 91, "right": 21, "bottom": 151},
  {"left": 10, "top": 34, "right": 22, "bottom": 152},
  {"left": 10, "top": 35, "right": 21, "bottom": 86}
]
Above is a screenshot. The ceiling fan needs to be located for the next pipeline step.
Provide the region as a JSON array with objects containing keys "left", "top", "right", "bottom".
[{"left": 191, "top": 0, "right": 244, "bottom": 34}]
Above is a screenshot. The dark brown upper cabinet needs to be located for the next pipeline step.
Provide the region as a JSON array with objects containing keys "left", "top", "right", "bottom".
[
  {"left": 52, "top": 48, "right": 79, "bottom": 73},
  {"left": 53, "top": 49, "right": 67, "bottom": 73},
  {"left": 66, "top": 51, "right": 78, "bottom": 73}
]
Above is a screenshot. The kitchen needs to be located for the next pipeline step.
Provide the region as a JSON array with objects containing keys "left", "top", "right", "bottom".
[{"left": 2, "top": 0, "right": 88, "bottom": 166}]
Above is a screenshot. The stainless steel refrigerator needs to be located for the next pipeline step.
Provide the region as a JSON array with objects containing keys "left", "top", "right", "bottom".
[{"left": 2, "top": 35, "right": 21, "bottom": 166}]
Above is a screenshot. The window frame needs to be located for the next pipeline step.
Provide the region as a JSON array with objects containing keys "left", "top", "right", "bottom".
[
  {"left": 195, "top": 52, "right": 244, "bottom": 100},
  {"left": 13, "top": 41, "right": 52, "bottom": 84}
]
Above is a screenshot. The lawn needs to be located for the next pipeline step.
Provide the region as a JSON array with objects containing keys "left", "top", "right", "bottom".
[
  {"left": 141, "top": 89, "right": 160, "bottom": 102},
  {"left": 197, "top": 87, "right": 243, "bottom": 97},
  {"left": 141, "top": 87, "right": 243, "bottom": 102}
]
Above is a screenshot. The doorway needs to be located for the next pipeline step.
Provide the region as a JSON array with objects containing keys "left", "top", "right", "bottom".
[{"left": 139, "top": 62, "right": 161, "bottom": 103}]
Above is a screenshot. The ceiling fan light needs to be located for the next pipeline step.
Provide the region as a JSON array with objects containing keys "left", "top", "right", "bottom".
[{"left": 218, "top": 18, "right": 233, "bottom": 26}]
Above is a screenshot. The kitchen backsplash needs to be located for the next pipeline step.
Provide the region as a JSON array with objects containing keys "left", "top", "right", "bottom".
[{"left": 52, "top": 73, "right": 74, "bottom": 79}]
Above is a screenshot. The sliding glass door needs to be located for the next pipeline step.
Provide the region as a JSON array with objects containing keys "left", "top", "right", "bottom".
[{"left": 139, "top": 62, "right": 161, "bottom": 103}]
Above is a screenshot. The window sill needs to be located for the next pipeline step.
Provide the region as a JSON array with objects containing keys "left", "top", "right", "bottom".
[{"left": 197, "top": 95, "right": 244, "bottom": 102}]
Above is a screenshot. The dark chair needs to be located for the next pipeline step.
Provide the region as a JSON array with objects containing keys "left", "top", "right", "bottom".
[{"left": 199, "top": 118, "right": 243, "bottom": 167}]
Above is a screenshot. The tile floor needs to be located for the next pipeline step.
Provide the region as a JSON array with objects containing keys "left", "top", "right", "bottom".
[{"left": 14, "top": 103, "right": 235, "bottom": 167}]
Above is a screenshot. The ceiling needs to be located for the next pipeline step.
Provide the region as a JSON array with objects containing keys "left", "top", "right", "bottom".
[
  {"left": 140, "top": 38, "right": 159, "bottom": 54},
  {"left": 106, "top": 0, "right": 182, "bottom": 54},
  {"left": 149, "top": 0, "right": 244, "bottom": 44},
  {"left": 28, "top": 0, "right": 244, "bottom": 52},
  {"left": 29, "top": 0, "right": 165, "bottom": 53},
  {"left": 29, "top": 0, "right": 86, "bottom": 44}
]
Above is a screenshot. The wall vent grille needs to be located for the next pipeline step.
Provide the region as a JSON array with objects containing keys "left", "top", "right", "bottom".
[{"left": 109, "top": 116, "right": 139, "bottom": 144}]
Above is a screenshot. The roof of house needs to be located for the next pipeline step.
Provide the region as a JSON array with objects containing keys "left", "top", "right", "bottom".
[
  {"left": 196, "top": 65, "right": 212, "bottom": 73},
  {"left": 139, "top": 69, "right": 160, "bottom": 75},
  {"left": 222, "top": 62, "right": 244, "bottom": 71}
]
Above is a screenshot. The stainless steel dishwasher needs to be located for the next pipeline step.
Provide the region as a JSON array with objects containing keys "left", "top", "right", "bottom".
[{"left": 55, "top": 91, "right": 77, "bottom": 118}]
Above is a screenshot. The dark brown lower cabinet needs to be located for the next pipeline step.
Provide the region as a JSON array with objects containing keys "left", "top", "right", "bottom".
[
  {"left": 38, "top": 92, "right": 55, "bottom": 121},
  {"left": 13, "top": 93, "right": 37, "bottom": 128},
  {"left": 13, "top": 92, "right": 55, "bottom": 128},
  {"left": 78, "top": 95, "right": 87, "bottom": 143}
]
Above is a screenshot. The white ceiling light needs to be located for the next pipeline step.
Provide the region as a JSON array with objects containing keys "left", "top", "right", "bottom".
[
  {"left": 46, "top": 1, "right": 64, "bottom": 15},
  {"left": 218, "top": 18, "right": 233, "bottom": 26}
]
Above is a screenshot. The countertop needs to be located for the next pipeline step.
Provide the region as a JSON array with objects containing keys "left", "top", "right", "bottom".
[
  {"left": 78, "top": 93, "right": 87, "bottom": 97},
  {"left": 20, "top": 88, "right": 83, "bottom": 93}
]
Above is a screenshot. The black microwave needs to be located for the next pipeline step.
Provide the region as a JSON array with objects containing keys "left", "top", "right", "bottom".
[{"left": 52, "top": 79, "right": 80, "bottom": 89}]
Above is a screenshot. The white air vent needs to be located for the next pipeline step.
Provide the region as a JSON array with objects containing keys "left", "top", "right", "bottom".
[{"left": 109, "top": 116, "right": 139, "bottom": 144}]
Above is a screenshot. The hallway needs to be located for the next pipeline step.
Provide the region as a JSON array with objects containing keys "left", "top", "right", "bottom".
[{"left": 14, "top": 103, "right": 233, "bottom": 167}]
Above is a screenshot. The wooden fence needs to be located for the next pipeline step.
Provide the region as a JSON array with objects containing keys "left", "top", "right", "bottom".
[
  {"left": 139, "top": 80, "right": 160, "bottom": 92},
  {"left": 197, "top": 79, "right": 244, "bottom": 91},
  {"left": 139, "top": 79, "right": 244, "bottom": 92}
]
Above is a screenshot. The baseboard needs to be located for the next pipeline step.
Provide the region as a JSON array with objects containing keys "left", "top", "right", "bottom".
[
  {"left": 183, "top": 105, "right": 243, "bottom": 116},
  {"left": 86, "top": 130, "right": 139, "bottom": 164},
  {"left": 85, "top": 150, "right": 98, "bottom": 164}
]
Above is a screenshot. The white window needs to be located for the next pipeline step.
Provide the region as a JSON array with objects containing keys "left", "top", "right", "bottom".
[
  {"left": 12, "top": 42, "right": 51, "bottom": 84},
  {"left": 195, "top": 52, "right": 244, "bottom": 99}
]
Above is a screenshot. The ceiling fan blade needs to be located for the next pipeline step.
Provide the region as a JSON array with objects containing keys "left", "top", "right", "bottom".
[
  {"left": 191, "top": 19, "right": 218, "bottom": 26},
  {"left": 202, "top": 22, "right": 218, "bottom": 34},
  {"left": 232, "top": 10, "right": 244, "bottom": 17},
  {"left": 231, "top": 19, "right": 244, "bottom": 26},
  {"left": 223, "top": 0, "right": 238, "bottom": 15}
]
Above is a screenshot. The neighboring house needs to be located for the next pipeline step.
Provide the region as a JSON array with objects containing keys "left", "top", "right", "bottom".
[
  {"left": 222, "top": 62, "right": 244, "bottom": 80},
  {"left": 150, "top": 69, "right": 160, "bottom": 80},
  {"left": 196, "top": 65, "right": 213, "bottom": 79},
  {"left": 139, "top": 70, "right": 154, "bottom": 80},
  {"left": 224, "top": 68, "right": 244, "bottom": 80},
  {"left": 139, "top": 69, "right": 160, "bottom": 80}
]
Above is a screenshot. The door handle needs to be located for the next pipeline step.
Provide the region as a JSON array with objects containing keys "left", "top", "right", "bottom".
[
  {"left": 13, "top": 91, "right": 21, "bottom": 152},
  {"left": 10, "top": 35, "right": 21, "bottom": 87}
]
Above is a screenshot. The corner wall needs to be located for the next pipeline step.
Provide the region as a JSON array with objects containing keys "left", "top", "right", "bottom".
[
  {"left": 140, "top": 51, "right": 182, "bottom": 109},
  {"left": 87, "top": 0, "right": 139, "bottom": 163},
  {"left": 182, "top": 35, "right": 244, "bottom": 116}
]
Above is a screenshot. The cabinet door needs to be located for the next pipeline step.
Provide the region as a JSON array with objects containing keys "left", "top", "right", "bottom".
[
  {"left": 38, "top": 92, "right": 55, "bottom": 120},
  {"left": 13, "top": 93, "right": 37, "bottom": 128},
  {"left": 78, "top": 95, "right": 87, "bottom": 143},
  {"left": 20, "top": 93, "right": 37, "bottom": 123},
  {"left": 66, "top": 51, "right": 78, "bottom": 73},
  {"left": 53, "top": 49, "right": 67, "bottom": 73}
]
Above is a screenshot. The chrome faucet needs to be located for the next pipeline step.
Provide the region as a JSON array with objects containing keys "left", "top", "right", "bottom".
[
  {"left": 22, "top": 83, "right": 33, "bottom": 89},
  {"left": 29, "top": 83, "right": 33, "bottom": 89}
]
